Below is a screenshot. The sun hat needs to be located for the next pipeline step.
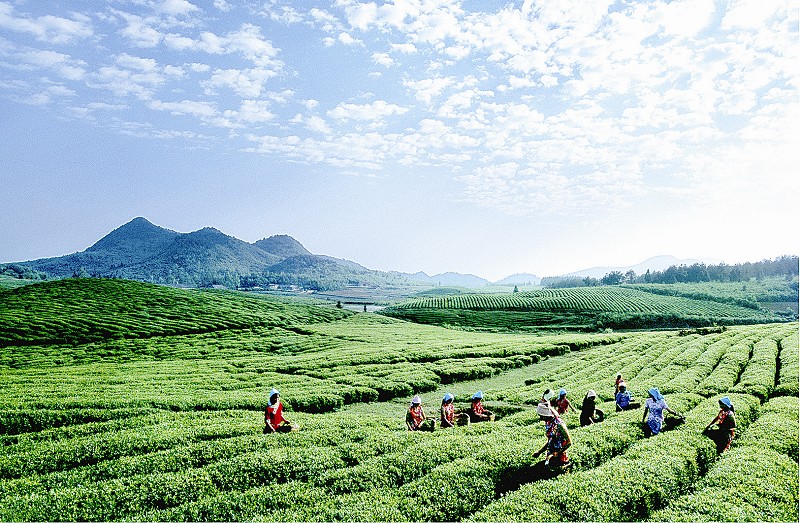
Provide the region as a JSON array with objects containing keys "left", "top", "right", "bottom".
[
  {"left": 411, "top": 395, "right": 421, "bottom": 405},
  {"left": 472, "top": 391, "right": 484, "bottom": 400},
  {"left": 648, "top": 387, "right": 663, "bottom": 401},
  {"left": 536, "top": 401, "right": 554, "bottom": 417},
  {"left": 443, "top": 393, "right": 454, "bottom": 403}
]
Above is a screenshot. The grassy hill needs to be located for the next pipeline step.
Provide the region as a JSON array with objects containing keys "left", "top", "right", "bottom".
[
  {"left": 0, "top": 278, "right": 350, "bottom": 348},
  {"left": 380, "top": 286, "right": 787, "bottom": 331}
]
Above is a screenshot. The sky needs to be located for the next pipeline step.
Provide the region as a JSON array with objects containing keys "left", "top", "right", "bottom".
[{"left": 0, "top": 0, "right": 797, "bottom": 281}]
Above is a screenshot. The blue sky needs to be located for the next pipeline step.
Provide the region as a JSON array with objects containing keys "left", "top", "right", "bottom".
[{"left": 0, "top": 0, "right": 797, "bottom": 281}]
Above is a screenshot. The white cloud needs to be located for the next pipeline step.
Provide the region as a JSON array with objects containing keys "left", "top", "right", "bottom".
[
  {"left": 344, "top": 2, "right": 377, "bottom": 31},
  {"left": 226, "top": 99, "right": 275, "bottom": 123},
  {"left": 148, "top": 99, "right": 217, "bottom": 118},
  {"left": 116, "top": 11, "right": 163, "bottom": 48},
  {"left": 214, "top": 1, "right": 232, "bottom": 12},
  {"left": 156, "top": 0, "right": 200, "bottom": 17},
  {"left": 338, "top": 32, "right": 361, "bottom": 45},
  {"left": 403, "top": 76, "right": 455, "bottom": 103},
  {"left": 305, "top": 115, "right": 332, "bottom": 134},
  {"left": 372, "top": 52, "right": 393, "bottom": 67},
  {"left": 390, "top": 42, "right": 416, "bottom": 54},
  {"left": 14, "top": 48, "right": 87, "bottom": 81},
  {"left": 327, "top": 99, "right": 408, "bottom": 121},
  {"left": 204, "top": 67, "right": 277, "bottom": 97},
  {"left": 0, "top": 2, "right": 93, "bottom": 44}
]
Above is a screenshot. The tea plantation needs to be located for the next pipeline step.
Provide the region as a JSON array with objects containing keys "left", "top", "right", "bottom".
[
  {"left": 380, "top": 286, "right": 787, "bottom": 331},
  {"left": 0, "top": 279, "right": 797, "bottom": 521}
]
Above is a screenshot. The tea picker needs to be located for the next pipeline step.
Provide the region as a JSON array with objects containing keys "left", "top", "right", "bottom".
[
  {"left": 264, "top": 388, "right": 297, "bottom": 433},
  {"left": 642, "top": 387, "right": 684, "bottom": 437},
  {"left": 533, "top": 399, "right": 573, "bottom": 471},
  {"left": 704, "top": 396, "right": 736, "bottom": 453},
  {"left": 406, "top": 395, "right": 435, "bottom": 431}
]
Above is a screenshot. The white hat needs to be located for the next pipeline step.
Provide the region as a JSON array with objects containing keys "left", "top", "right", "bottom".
[
  {"left": 536, "top": 401, "right": 554, "bottom": 417},
  {"left": 586, "top": 390, "right": 597, "bottom": 398},
  {"left": 411, "top": 395, "right": 422, "bottom": 405}
]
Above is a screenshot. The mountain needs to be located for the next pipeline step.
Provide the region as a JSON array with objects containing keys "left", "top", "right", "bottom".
[
  {"left": 404, "top": 271, "right": 491, "bottom": 288},
  {"left": 254, "top": 235, "right": 311, "bottom": 258},
  {"left": 15, "top": 217, "right": 408, "bottom": 290},
  {"left": 494, "top": 273, "right": 541, "bottom": 286},
  {"left": 562, "top": 255, "right": 723, "bottom": 279}
]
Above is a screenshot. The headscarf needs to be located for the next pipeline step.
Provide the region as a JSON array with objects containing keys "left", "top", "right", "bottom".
[
  {"left": 442, "top": 393, "right": 454, "bottom": 404},
  {"left": 536, "top": 400, "right": 554, "bottom": 417},
  {"left": 558, "top": 388, "right": 567, "bottom": 398},
  {"left": 411, "top": 395, "right": 422, "bottom": 406},
  {"left": 268, "top": 388, "right": 280, "bottom": 410},
  {"left": 719, "top": 396, "right": 733, "bottom": 410},
  {"left": 472, "top": 391, "right": 484, "bottom": 400},
  {"left": 586, "top": 389, "right": 597, "bottom": 399},
  {"left": 542, "top": 388, "right": 554, "bottom": 401},
  {"left": 648, "top": 387, "right": 664, "bottom": 401}
]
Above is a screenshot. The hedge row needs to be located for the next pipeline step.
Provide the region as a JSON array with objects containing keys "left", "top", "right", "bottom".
[
  {"left": 731, "top": 337, "right": 778, "bottom": 400},
  {"left": 774, "top": 329, "right": 798, "bottom": 396},
  {"left": 470, "top": 394, "right": 761, "bottom": 522},
  {"left": 651, "top": 396, "right": 799, "bottom": 522}
]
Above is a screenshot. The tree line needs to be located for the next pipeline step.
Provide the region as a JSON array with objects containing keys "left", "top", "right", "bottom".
[{"left": 543, "top": 255, "right": 799, "bottom": 288}]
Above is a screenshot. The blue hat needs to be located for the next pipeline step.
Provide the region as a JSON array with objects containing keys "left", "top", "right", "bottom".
[
  {"left": 648, "top": 387, "right": 663, "bottom": 401},
  {"left": 472, "top": 391, "right": 483, "bottom": 400},
  {"left": 719, "top": 396, "right": 733, "bottom": 409},
  {"left": 443, "top": 393, "right": 454, "bottom": 403},
  {"left": 559, "top": 388, "right": 567, "bottom": 397}
]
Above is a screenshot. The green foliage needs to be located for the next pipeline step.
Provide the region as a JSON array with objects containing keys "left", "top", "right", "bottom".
[
  {"left": 651, "top": 397, "right": 800, "bottom": 522},
  {"left": 0, "top": 278, "right": 351, "bottom": 348},
  {"left": 381, "top": 286, "right": 784, "bottom": 331},
  {"left": 0, "top": 278, "right": 796, "bottom": 522}
]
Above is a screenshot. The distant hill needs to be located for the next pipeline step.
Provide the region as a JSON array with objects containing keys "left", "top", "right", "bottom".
[
  {"left": 381, "top": 286, "right": 785, "bottom": 332},
  {"left": 253, "top": 235, "right": 311, "bottom": 258},
  {"left": 494, "top": 273, "right": 541, "bottom": 286},
  {"left": 563, "top": 255, "right": 722, "bottom": 279},
  {"left": 13, "top": 218, "right": 414, "bottom": 290},
  {"left": 404, "top": 271, "right": 491, "bottom": 288}
]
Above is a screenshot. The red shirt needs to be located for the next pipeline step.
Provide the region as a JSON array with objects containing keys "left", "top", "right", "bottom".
[
  {"left": 472, "top": 400, "right": 485, "bottom": 415},
  {"left": 407, "top": 405, "right": 425, "bottom": 429},
  {"left": 441, "top": 403, "right": 455, "bottom": 424},
  {"left": 555, "top": 397, "right": 569, "bottom": 414},
  {"left": 266, "top": 401, "right": 284, "bottom": 427}
]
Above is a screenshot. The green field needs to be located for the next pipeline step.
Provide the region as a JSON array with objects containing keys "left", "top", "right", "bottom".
[
  {"left": 0, "top": 279, "right": 798, "bottom": 521},
  {"left": 381, "top": 286, "right": 789, "bottom": 331}
]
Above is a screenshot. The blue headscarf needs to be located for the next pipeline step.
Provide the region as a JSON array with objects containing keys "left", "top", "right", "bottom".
[
  {"left": 472, "top": 391, "right": 483, "bottom": 400},
  {"left": 648, "top": 387, "right": 664, "bottom": 401},
  {"left": 443, "top": 393, "right": 454, "bottom": 403},
  {"left": 719, "top": 396, "right": 733, "bottom": 410}
]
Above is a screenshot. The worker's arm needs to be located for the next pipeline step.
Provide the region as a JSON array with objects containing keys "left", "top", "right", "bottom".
[
  {"left": 641, "top": 406, "right": 649, "bottom": 424},
  {"left": 704, "top": 413, "right": 720, "bottom": 431},
  {"left": 561, "top": 426, "right": 572, "bottom": 449},
  {"left": 533, "top": 441, "right": 549, "bottom": 457}
]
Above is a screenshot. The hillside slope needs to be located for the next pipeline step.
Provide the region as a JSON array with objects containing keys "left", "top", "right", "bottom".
[
  {"left": 0, "top": 278, "right": 350, "bottom": 347},
  {"left": 381, "top": 286, "right": 785, "bottom": 331}
]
